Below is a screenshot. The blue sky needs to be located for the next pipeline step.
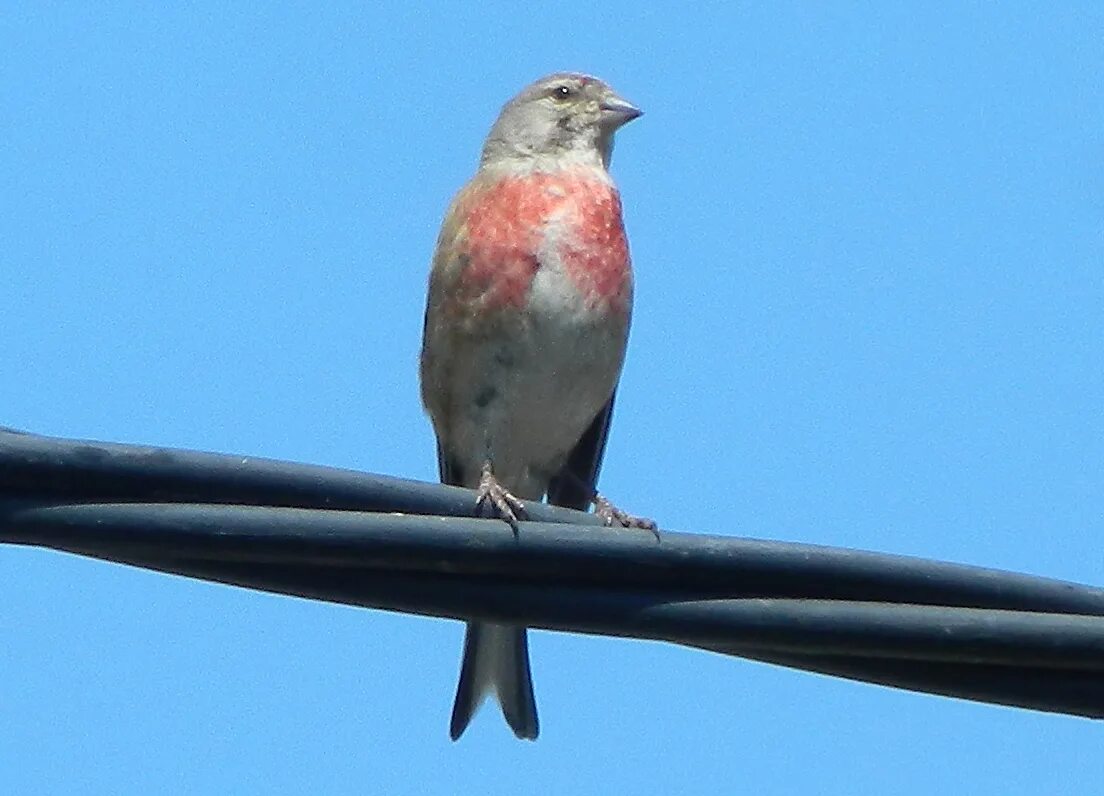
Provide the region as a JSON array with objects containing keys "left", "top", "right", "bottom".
[{"left": 3, "top": 3, "right": 1102, "bottom": 793}]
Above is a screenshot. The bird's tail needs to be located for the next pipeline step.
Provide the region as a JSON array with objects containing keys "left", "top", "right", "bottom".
[{"left": 449, "top": 621, "right": 539, "bottom": 741}]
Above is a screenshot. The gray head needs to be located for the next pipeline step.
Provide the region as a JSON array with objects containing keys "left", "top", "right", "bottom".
[{"left": 480, "top": 73, "right": 642, "bottom": 169}]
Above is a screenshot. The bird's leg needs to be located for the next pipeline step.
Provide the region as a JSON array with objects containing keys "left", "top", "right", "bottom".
[
  {"left": 555, "top": 469, "right": 658, "bottom": 536},
  {"left": 594, "top": 493, "right": 659, "bottom": 537},
  {"left": 475, "top": 460, "right": 527, "bottom": 531}
]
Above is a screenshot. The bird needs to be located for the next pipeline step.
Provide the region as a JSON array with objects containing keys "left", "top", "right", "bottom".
[{"left": 419, "top": 72, "right": 651, "bottom": 741}]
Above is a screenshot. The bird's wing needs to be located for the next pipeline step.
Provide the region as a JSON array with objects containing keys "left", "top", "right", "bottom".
[
  {"left": 545, "top": 391, "right": 616, "bottom": 511},
  {"left": 436, "top": 438, "right": 464, "bottom": 487},
  {"left": 420, "top": 181, "right": 481, "bottom": 478}
]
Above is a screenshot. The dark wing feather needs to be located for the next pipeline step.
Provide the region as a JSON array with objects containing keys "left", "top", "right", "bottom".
[
  {"left": 545, "top": 392, "right": 616, "bottom": 511},
  {"left": 436, "top": 440, "right": 464, "bottom": 488}
]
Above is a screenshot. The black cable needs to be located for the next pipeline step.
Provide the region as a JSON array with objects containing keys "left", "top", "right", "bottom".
[{"left": 2, "top": 428, "right": 1101, "bottom": 719}]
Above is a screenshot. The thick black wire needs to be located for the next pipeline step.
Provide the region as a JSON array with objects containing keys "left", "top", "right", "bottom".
[{"left": 2, "top": 428, "right": 1102, "bottom": 719}]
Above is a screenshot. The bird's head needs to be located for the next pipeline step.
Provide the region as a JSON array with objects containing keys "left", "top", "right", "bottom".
[{"left": 481, "top": 73, "right": 642, "bottom": 170}]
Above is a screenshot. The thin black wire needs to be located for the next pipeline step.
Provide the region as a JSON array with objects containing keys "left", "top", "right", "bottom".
[{"left": 2, "top": 428, "right": 1102, "bottom": 719}]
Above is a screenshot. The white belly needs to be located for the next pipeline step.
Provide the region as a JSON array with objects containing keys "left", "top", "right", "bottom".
[{"left": 446, "top": 263, "right": 629, "bottom": 498}]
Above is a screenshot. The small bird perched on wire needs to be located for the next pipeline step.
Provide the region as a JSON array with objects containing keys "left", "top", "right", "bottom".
[{"left": 419, "top": 72, "right": 652, "bottom": 741}]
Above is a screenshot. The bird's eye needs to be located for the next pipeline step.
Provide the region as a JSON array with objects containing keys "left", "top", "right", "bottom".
[{"left": 551, "top": 85, "right": 574, "bottom": 101}]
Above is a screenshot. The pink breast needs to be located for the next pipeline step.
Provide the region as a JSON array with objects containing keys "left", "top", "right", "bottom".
[{"left": 459, "top": 170, "right": 632, "bottom": 313}]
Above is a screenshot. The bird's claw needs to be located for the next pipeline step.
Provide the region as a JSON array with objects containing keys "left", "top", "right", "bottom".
[
  {"left": 476, "top": 465, "right": 526, "bottom": 531},
  {"left": 595, "top": 494, "right": 659, "bottom": 539}
]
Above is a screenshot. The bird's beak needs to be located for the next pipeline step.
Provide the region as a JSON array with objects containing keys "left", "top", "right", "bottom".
[{"left": 599, "top": 95, "right": 643, "bottom": 128}]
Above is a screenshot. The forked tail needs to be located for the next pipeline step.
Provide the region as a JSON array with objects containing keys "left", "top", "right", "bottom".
[{"left": 450, "top": 622, "right": 539, "bottom": 740}]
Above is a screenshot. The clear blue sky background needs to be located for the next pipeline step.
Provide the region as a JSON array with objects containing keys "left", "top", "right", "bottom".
[{"left": 2, "top": 3, "right": 1101, "bottom": 793}]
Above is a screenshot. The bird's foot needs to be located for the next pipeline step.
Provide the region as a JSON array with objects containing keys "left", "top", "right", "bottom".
[
  {"left": 595, "top": 493, "right": 659, "bottom": 539},
  {"left": 476, "top": 462, "right": 526, "bottom": 532}
]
